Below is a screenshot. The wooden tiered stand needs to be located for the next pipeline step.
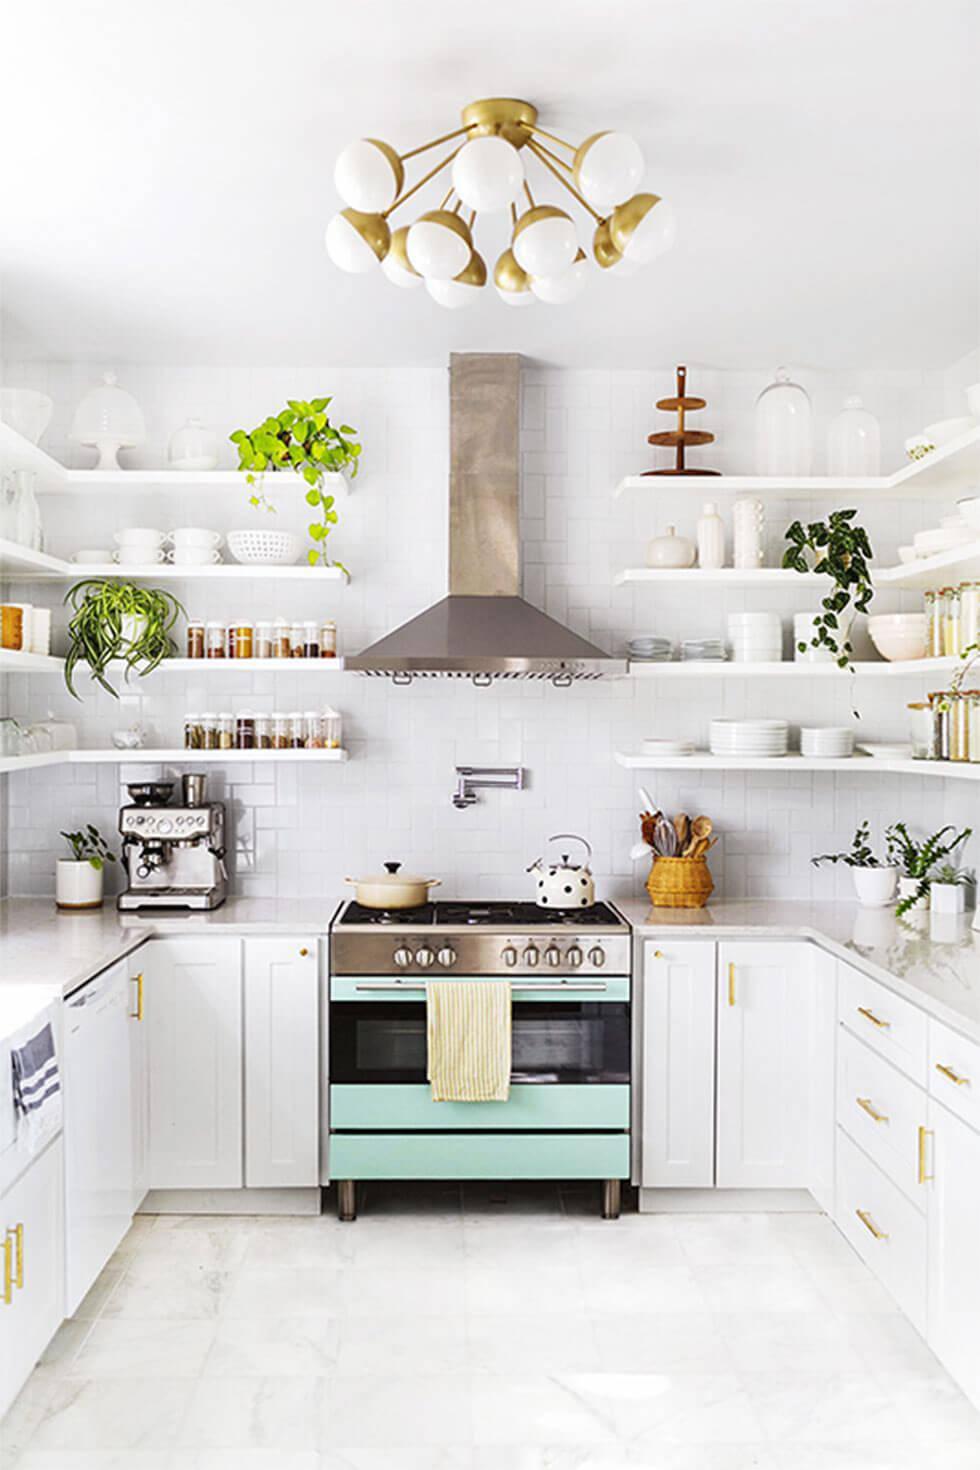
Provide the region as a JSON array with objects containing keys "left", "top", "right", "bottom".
[{"left": 643, "top": 364, "right": 720, "bottom": 476}]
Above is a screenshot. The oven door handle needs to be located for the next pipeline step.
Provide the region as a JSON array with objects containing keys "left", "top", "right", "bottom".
[{"left": 352, "top": 980, "right": 609, "bottom": 992}]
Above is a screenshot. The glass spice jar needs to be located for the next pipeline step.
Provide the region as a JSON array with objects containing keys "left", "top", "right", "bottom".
[
  {"left": 929, "top": 692, "right": 951, "bottom": 761},
  {"left": 205, "top": 621, "right": 225, "bottom": 658},
  {"left": 944, "top": 588, "right": 962, "bottom": 657},
  {"left": 290, "top": 623, "right": 305, "bottom": 658},
  {"left": 233, "top": 621, "right": 253, "bottom": 659},
  {"left": 951, "top": 692, "right": 969, "bottom": 761},
  {"left": 968, "top": 692, "right": 980, "bottom": 763},
  {"left": 924, "top": 592, "right": 942, "bottom": 659},
  {"left": 217, "top": 712, "right": 235, "bottom": 749},
  {"left": 320, "top": 619, "right": 337, "bottom": 657},
  {"left": 186, "top": 620, "right": 205, "bottom": 659},
  {"left": 202, "top": 712, "right": 219, "bottom": 750},
  {"left": 271, "top": 713, "right": 290, "bottom": 749},
  {"left": 254, "top": 712, "right": 272, "bottom": 749},
  {"left": 962, "top": 583, "right": 980, "bottom": 652},
  {"left": 184, "top": 713, "right": 204, "bottom": 750},
  {"left": 322, "top": 707, "right": 342, "bottom": 749},
  {"left": 303, "top": 621, "right": 320, "bottom": 658},
  {"left": 273, "top": 619, "right": 291, "bottom": 659},
  {"left": 289, "top": 711, "right": 305, "bottom": 747},
  {"left": 255, "top": 620, "right": 273, "bottom": 660},
  {"left": 303, "top": 711, "right": 323, "bottom": 748},
  {"left": 235, "top": 712, "right": 256, "bottom": 750}
]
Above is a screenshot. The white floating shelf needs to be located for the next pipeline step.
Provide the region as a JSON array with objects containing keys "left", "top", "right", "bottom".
[
  {"left": 615, "top": 567, "right": 829, "bottom": 587},
  {"left": 615, "top": 751, "right": 979, "bottom": 780},
  {"left": 628, "top": 657, "right": 957, "bottom": 678},
  {"left": 0, "top": 650, "right": 65, "bottom": 673},
  {"left": 613, "top": 427, "right": 980, "bottom": 502},
  {"left": 875, "top": 541, "right": 980, "bottom": 591},
  {"left": 0, "top": 546, "right": 346, "bottom": 583},
  {"left": 118, "top": 658, "right": 345, "bottom": 674},
  {"left": 0, "top": 537, "right": 71, "bottom": 580},
  {"left": 0, "top": 748, "right": 349, "bottom": 775},
  {"left": 0, "top": 752, "right": 65, "bottom": 776},
  {"left": 0, "top": 424, "right": 68, "bottom": 495}
]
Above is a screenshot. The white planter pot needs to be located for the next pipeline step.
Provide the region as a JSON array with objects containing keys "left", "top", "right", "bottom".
[
  {"left": 930, "top": 882, "right": 966, "bottom": 915},
  {"left": 55, "top": 859, "right": 104, "bottom": 910},
  {"left": 898, "top": 875, "right": 929, "bottom": 911},
  {"left": 852, "top": 866, "right": 898, "bottom": 908},
  {"left": 120, "top": 613, "right": 148, "bottom": 650}
]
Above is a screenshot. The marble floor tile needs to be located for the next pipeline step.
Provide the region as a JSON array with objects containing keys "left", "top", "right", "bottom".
[
  {"left": 582, "top": 1263, "right": 708, "bottom": 1316},
  {"left": 558, "top": 1371, "right": 767, "bottom": 1446},
  {"left": 717, "top": 1311, "right": 866, "bottom": 1372},
  {"left": 466, "top": 1314, "right": 601, "bottom": 1374},
  {"left": 592, "top": 1312, "right": 731, "bottom": 1374},
  {"left": 20, "top": 1378, "right": 194, "bottom": 1453},
  {"left": 469, "top": 1372, "right": 614, "bottom": 1445},
  {"left": 674, "top": 1214, "right": 799, "bottom": 1267},
  {"left": 101, "top": 1266, "right": 232, "bottom": 1321},
  {"left": 219, "top": 1265, "right": 346, "bottom": 1320},
  {"left": 695, "top": 1262, "right": 828, "bottom": 1314},
  {"left": 205, "top": 1317, "right": 341, "bottom": 1377},
  {"left": 66, "top": 1320, "right": 217, "bottom": 1379},
  {"left": 464, "top": 1261, "right": 583, "bottom": 1317},
  {"left": 179, "top": 1377, "right": 323, "bottom": 1451},
  {"left": 741, "top": 1369, "right": 906, "bottom": 1444},
  {"left": 338, "top": 1313, "right": 466, "bottom": 1375},
  {"left": 321, "top": 1373, "right": 473, "bottom": 1449}
]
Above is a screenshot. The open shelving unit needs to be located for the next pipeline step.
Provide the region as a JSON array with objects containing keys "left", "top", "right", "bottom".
[
  {"left": 627, "top": 656, "right": 957, "bottom": 679},
  {"left": 0, "top": 747, "right": 349, "bottom": 776},
  {"left": 875, "top": 541, "right": 980, "bottom": 592},
  {"left": 0, "top": 650, "right": 65, "bottom": 673},
  {"left": 615, "top": 567, "right": 830, "bottom": 588},
  {"left": 0, "top": 539, "right": 347, "bottom": 583},
  {"left": 614, "top": 751, "right": 980, "bottom": 781}
]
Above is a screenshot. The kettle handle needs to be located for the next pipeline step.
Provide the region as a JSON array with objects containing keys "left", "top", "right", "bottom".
[{"left": 547, "top": 833, "right": 593, "bottom": 865}]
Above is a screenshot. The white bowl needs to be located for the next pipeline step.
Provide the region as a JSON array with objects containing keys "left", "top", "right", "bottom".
[
  {"left": 169, "top": 526, "right": 222, "bottom": 547},
  {"left": 226, "top": 529, "right": 302, "bottom": 566},
  {"left": 114, "top": 527, "right": 166, "bottom": 547},
  {"left": 913, "top": 525, "right": 977, "bottom": 557},
  {"left": 867, "top": 613, "right": 928, "bottom": 631},
  {"left": 0, "top": 388, "right": 53, "bottom": 445},
  {"left": 923, "top": 416, "right": 975, "bottom": 448},
  {"left": 867, "top": 614, "right": 928, "bottom": 662}
]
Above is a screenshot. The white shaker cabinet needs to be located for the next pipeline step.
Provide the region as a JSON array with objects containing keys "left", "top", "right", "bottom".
[
  {"left": 0, "top": 1138, "right": 64, "bottom": 1419},
  {"left": 244, "top": 938, "right": 320, "bottom": 1187},
  {"left": 143, "top": 938, "right": 243, "bottom": 1190},
  {"left": 716, "top": 941, "right": 812, "bottom": 1188},
  {"left": 927, "top": 1097, "right": 980, "bottom": 1406},
  {"left": 641, "top": 941, "right": 716, "bottom": 1187},
  {"left": 129, "top": 960, "right": 149, "bottom": 1213},
  {"left": 806, "top": 948, "right": 837, "bottom": 1213}
]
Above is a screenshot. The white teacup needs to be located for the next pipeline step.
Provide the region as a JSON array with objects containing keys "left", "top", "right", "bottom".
[
  {"left": 169, "top": 546, "right": 221, "bottom": 565},
  {"left": 169, "top": 527, "right": 221, "bottom": 548},
  {"left": 114, "top": 527, "right": 166, "bottom": 547},
  {"left": 73, "top": 548, "right": 112, "bottom": 563},
  {"left": 115, "top": 547, "right": 166, "bottom": 565}
]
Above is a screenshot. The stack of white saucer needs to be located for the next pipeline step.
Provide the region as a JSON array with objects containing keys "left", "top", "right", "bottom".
[
  {"left": 727, "top": 612, "right": 782, "bottom": 663},
  {"left": 800, "top": 727, "right": 855, "bottom": 759},
  {"left": 710, "top": 719, "right": 789, "bottom": 757}
]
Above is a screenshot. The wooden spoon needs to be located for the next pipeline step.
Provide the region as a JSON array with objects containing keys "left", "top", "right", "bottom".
[
  {"left": 691, "top": 816, "right": 713, "bottom": 843},
  {"left": 673, "top": 814, "right": 690, "bottom": 851}
]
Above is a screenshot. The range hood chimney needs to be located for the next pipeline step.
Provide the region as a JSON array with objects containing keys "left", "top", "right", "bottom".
[{"left": 346, "top": 353, "right": 624, "bottom": 682}]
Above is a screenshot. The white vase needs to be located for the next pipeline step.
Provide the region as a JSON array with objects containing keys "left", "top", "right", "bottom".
[
  {"left": 646, "top": 525, "right": 695, "bottom": 569},
  {"left": 732, "top": 496, "right": 765, "bottom": 568},
  {"left": 852, "top": 866, "right": 898, "bottom": 908},
  {"left": 930, "top": 883, "right": 966, "bottom": 915},
  {"left": 696, "top": 502, "right": 725, "bottom": 569},
  {"left": 56, "top": 859, "right": 104, "bottom": 910},
  {"left": 898, "top": 875, "right": 929, "bottom": 911}
]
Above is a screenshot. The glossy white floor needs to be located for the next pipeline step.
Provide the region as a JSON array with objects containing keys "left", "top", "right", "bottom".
[{"left": 4, "top": 1183, "right": 980, "bottom": 1469}]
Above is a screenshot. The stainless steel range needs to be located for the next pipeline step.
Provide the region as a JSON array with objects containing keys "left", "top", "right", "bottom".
[{"left": 328, "top": 899, "right": 632, "bottom": 1221}]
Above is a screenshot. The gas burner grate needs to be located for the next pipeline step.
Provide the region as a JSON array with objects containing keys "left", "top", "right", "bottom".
[{"left": 338, "top": 901, "right": 436, "bottom": 927}]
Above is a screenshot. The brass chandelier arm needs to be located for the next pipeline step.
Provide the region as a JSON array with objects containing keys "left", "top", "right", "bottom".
[
  {"left": 528, "top": 123, "right": 576, "bottom": 152},
  {"left": 523, "top": 180, "right": 536, "bottom": 209},
  {"left": 385, "top": 145, "right": 466, "bottom": 217},
  {"left": 400, "top": 124, "right": 474, "bottom": 162},
  {"left": 526, "top": 140, "right": 603, "bottom": 222},
  {"left": 529, "top": 137, "right": 574, "bottom": 173}
]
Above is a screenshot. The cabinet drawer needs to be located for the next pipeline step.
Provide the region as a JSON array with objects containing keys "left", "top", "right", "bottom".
[
  {"left": 331, "top": 1083, "right": 630, "bottom": 1131},
  {"left": 838, "top": 964, "right": 927, "bottom": 1085},
  {"left": 835, "top": 1127, "right": 927, "bottom": 1333},
  {"left": 836, "top": 1027, "right": 928, "bottom": 1207},
  {"left": 928, "top": 1019, "right": 980, "bottom": 1133}
]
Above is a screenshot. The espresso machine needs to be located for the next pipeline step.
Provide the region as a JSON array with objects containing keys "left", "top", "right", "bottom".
[{"left": 118, "top": 775, "right": 227, "bottom": 911}]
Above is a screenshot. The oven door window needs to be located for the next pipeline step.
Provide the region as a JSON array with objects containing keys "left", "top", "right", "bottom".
[{"left": 330, "top": 1001, "right": 629, "bottom": 1085}]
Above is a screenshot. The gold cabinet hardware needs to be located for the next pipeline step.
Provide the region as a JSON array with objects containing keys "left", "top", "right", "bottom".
[
  {"left": 299, "top": 947, "right": 310, "bottom": 957},
  {"left": 131, "top": 972, "right": 144, "bottom": 1022},
  {"left": 2, "top": 1234, "right": 11, "bottom": 1305},
  {"left": 918, "top": 1125, "right": 934, "bottom": 1185},
  {"left": 856, "top": 1096, "right": 888, "bottom": 1124},
  {"left": 653, "top": 950, "right": 664, "bottom": 959},
  {"left": 13, "top": 1223, "right": 23, "bottom": 1289},
  {"left": 855, "top": 1208, "right": 888, "bottom": 1240},
  {"left": 857, "top": 1005, "right": 890, "bottom": 1029},
  {"left": 728, "top": 961, "right": 736, "bottom": 1007},
  {"left": 935, "top": 1062, "right": 969, "bottom": 1087}
]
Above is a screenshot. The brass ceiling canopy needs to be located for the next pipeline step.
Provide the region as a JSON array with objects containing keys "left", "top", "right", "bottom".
[{"left": 325, "top": 96, "right": 676, "bottom": 308}]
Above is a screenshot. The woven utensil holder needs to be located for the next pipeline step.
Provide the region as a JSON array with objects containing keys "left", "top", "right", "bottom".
[{"left": 646, "top": 856, "right": 714, "bottom": 909}]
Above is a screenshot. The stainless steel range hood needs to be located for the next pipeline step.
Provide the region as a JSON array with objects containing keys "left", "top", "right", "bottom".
[{"left": 347, "top": 353, "right": 624, "bottom": 681}]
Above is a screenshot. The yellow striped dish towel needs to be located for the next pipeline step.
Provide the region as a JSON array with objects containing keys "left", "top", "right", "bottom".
[{"left": 426, "top": 981, "right": 512, "bottom": 1102}]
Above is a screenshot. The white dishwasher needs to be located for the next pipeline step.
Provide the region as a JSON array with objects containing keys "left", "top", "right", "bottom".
[{"left": 64, "top": 959, "right": 135, "bottom": 1314}]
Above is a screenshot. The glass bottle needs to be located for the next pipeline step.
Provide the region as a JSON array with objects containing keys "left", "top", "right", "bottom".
[
  {"left": 968, "top": 693, "right": 980, "bottom": 763},
  {"left": 255, "top": 712, "right": 272, "bottom": 749},
  {"left": 320, "top": 619, "right": 337, "bottom": 658},
  {"left": 290, "top": 622, "right": 305, "bottom": 658},
  {"left": 186, "top": 620, "right": 205, "bottom": 659},
  {"left": 217, "top": 712, "right": 234, "bottom": 750},
  {"left": 754, "top": 368, "right": 813, "bottom": 475},
  {"left": 233, "top": 621, "right": 253, "bottom": 659},
  {"left": 202, "top": 712, "right": 219, "bottom": 750},
  {"left": 951, "top": 693, "right": 969, "bottom": 761},
  {"left": 925, "top": 592, "right": 943, "bottom": 659},
  {"left": 255, "top": 620, "right": 273, "bottom": 660},
  {"left": 205, "top": 621, "right": 225, "bottom": 658},
  {"left": 944, "top": 588, "right": 961, "bottom": 657},
  {"left": 930, "top": 692, "right": 950, "bottom": 761},
  {"left": 273, "top": 619, "right": 292, "bottom": 658},
  {"left": 304, "top": 711, "right": 323, "bottom": 748},
  {"left": 826, "top": 396, "right": 881, "bottom": 476},
  {"left": 235, "top": 712, "right": 256, "bottom": 750},
  {"left": 303, "top": 621, "right": 320, "bottom": 658},
  {"left": 289, "top": 711, "right": 305, "bottom": 748},
  {"left": 271, "top": 713, "right": 290, "bottom": 749},
  {"left": 322, "top": 707, "right": 342, "bottom": 749}
]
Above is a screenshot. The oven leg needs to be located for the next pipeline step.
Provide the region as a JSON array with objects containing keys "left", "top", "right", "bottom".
[
  {"left": 337, "top": 1180, "right": 357, "bottom": 1222},
  {"left": 601, "top": 1178, "right": 621, "bottom": 1220}
]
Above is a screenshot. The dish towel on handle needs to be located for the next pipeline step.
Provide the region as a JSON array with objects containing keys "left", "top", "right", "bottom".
[
  {"left": 11, "top": 1021, "right": 62, "bottom": 1154},
  {"left": 426, "top": 981, "right": 512, "bottom": 1102}
]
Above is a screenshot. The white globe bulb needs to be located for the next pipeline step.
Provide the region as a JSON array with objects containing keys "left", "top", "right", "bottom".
[
  {"left": 617, "top": 196, "right": 677, "bottom": 264},
  {"left": 512, "top": 208, "right": 577, "bottom": 279},
  {"left": 575, "top": 131, "right": 644, "bottom": 212},
  {"left": 407, "top": 216, "right": 471, "bottom": 280},
  {"left": 426, "top": 277, "right": 479, "bottom": 309},
  {"left": 382, "top": 252, "right": 422, "bottom": 289},
  {"left": 530, "top": 252, "right": 588, "bottom": 304},
  {"left": 451, "top": 136, "right": 524, "bottom": 212},
  {"left": 334, "top": 138, "right": 401, "bottom": 213},
  {"left": 324, "top": 212, "right": 379, "bottom": 274},
  {"left": 496, "top": 286, "right": 536, "bottom": 307}
]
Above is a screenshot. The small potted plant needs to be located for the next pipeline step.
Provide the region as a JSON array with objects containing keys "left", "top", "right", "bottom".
[
  {"left": 885, "top": 822, "right": 972, "bottom": 916},
  {"left": 64, "top": 579, "right": 183, "bottom": 698},
  {"left": 812, "top": 820, "right": 897, "bottom": 907},
  {"left": 928, "top": 862, "right": 972, "bottom": 915},
  {"left": 56, "top": 825, "right": 116, "bottom": 909},
  {"left": 782, "top": 508, "right": 874, "bottom": 674}
]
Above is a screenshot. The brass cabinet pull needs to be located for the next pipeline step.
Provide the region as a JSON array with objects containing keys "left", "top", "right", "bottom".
[
  {"left": 300, "top": 947, "right": 310, "bottom": 957},
  {"left": 653, "top": 950, "right": 664, "bottom": 959},
  {"left": 918, "top": 1125, "right": 934, "bottom": 1185},
  {"left": 13, "top": 1224, "right": 23, "bottom": 1290},
  {"left": 935, "top": 1062, "right": 969, "bottom": 1087},
  {"left": 856, "top": 1096, "right": 889, "bottom": 1124},
  {"left": 857, "top": 1005, "right": 890, "bottom": 1030},
  {"left": 131, "top": 972, "right": 144, "bottom": 1022},
  {"left": 728, "top": 962, "right": 736, "bottom": 1007},
  {"left": 2, "top": 1235, "right": 11, "bottom": 1305},
  {"left": 856, "top": 1208, "right": 888, "bottom": 1240}
]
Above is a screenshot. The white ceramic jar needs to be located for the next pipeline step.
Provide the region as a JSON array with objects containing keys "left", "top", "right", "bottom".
[
  {"left": 732, "top": 496, "right": 765, "bottom": 568},
  {"left": 646, "top": 525, "right": 695, "bottom": 569},
  {"left": 56, "top": 860, "right": 104, "bottom": 910}
]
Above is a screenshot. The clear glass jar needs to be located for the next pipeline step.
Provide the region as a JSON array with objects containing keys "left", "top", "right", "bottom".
[
  {"left": 968, "top": 693, "right": 980, "bottom": 763},
  {"left": 255, "top": 621, "right": 273, "bottom": 659},
  {"left": 826, "top": 396, "right": 881, "bottom": 476},
  {"left": 289, "top": 711, "right": 305, "bottom": 748},
  {"left": 320, "top": 619, "right": 337, "bottom": 657},
  {"left": 930, "top": 692, "right": 951, "bottom": 761},
  {"left": 184, "top": 712, "right": 204, "bottom": 750},
  {"left": 233, "top": 621, "right": 253, "bottom": 659},
  {"left": 273, "top": 619, "right": 291, "bottom": 658},
  {"left": 944, "top": 588, "right": 961, "bottom": 656},
  {"left": 186, "top": 620, "right": 205, "bottom": 659},
  {"left": 217, "top": 712, "right": 235, "bottom": 750},
  {"left": 205, "top": 621, "right": 225, "bottom": 658},
  {"left": 951, "top": 692, "right": 969, "bottom": 761},
  {"left": 754, "top": 367, "right": 813, "bottom": 475},
  {"left": 290, "top": 623, "right": 305, "bottom": 659},
  {"left": 202, "top": 711, "right": 219, "bottom": 750},
  {"left": 907, "top": 701, "right": 933, "bottom": 759},
  {"left": 322, "top": 707, "right": 342, "bottom": 749},
  {"left": 235, "top": 712, "right": 255, "bottom": 750},
  {"left": 255, "top": 712, "right": 272, "bottom": 749},
  {"left": 303, "top": 621, "right": 320, "bottom": 658},
  {"left": 304, "top": 711, "right": 323, "bottom": 748},
  {"left": 271, "top": 713, "right": 290, "bottom": 749},
  {"left": 962, "top": 583, "right": 980, "bottom": 652}
]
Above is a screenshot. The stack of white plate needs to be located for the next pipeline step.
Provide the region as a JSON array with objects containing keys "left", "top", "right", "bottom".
[
  {"left": 727, "top": 612, "right": 782, "bottom": 663},
  {"left": 680, "top": 639, "right": 726, "bottom": 662},
  {"left": 710, "top": 719, "right": 788, "bottom": 757},
  {"left": 628, "top": 635, "right": 673, "bottom": 662},
  {"left": 640, "top": 737, "right": 695, "bottom": 757},
  {"left": 800, "top": 726, "right": 855, "bottom": 759}
]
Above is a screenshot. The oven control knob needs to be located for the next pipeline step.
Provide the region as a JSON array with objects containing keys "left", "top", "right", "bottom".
[
  {"left": 588, "top": 945, "right": 606, "bottom": 968},
  {"left": 501, "top": 945, "right": 518, "bottom": 968},
  {"left": 566, "top": 945, "right": 584, "bottom": 969},
  {"left": 393, "top": 946, "right": 413, "bottom": 969},
  {"left": 415, "top": 946, "right": 435, "bottom": 969},
  {"left": 544, "top": 944, "right": 562, "bottom": 968},
  {"left": 522, "top": 944, "right": 540, "bottom": 968},
  {"left": 437, "top": 946, "right": 457, "bottom": 969}
]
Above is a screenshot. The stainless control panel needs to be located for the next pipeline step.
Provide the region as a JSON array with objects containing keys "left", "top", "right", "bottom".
[{"left": 330, "top": 930, "right": 630, "bottom": 976}]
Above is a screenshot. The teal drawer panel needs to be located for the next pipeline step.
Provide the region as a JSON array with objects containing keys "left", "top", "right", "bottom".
[
  {"left": 328, "top": 1132, "right": 630, "bottom": 1181},
  {"left": 330, "top": 976, "right": 630, "bottom": 1002},
  {"left": 331, "top": 1083, "right": 630, "bottom": 1131}
]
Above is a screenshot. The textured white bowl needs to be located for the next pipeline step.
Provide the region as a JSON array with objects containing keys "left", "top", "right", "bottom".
[
  {"left": 913, "top": 525, "right": 976, "bottom": 556},
  {"left": 867, "top": 620, "right": 928, "bottom": 661},
  {"left": 226, "top": 529, "right": 302, "bottom": 565}
]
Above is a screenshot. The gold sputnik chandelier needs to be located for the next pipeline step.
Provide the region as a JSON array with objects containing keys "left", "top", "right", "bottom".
[{"left": 324, "top": 97, "right": 675, "bottom": 308}]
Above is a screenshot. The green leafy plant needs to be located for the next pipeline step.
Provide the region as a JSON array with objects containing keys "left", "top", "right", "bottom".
[
  {"left": 782, "top": 509, "right": 874, "bottom": 672},
  {"left": 230, "top": 397, "right": 360, "bottom": 570},
  {"left": 64, "top": 580, "right": 184, "bottom": 699},
  {"left": 932, "top": 862, "right": 971, "bottom": 887},
  {"left": 60, "top": 825, "right": 116, "bottom": 871},
  {"left": 812, "top": 820, "right": 888, "bottom": 869},
  {"left": 885, "top": 822, "right": 972, "bottom": 914}
]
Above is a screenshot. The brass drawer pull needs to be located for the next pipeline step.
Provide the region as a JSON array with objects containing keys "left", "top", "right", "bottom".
[
  {"left": 12, "top": 1224, "right": 23, "bottom": 1290},
  {"left": 935, "top": 1062, "right": 969, "bottom": 1087},
  {"left": 857, "top": 1005, "right": 890, "bottom": 1030},
  {"left": 856, "top": 1208, "right": 888, "bottom": 1240},
  {"left": 728, "top": 962, "right": 736, "bottom": 1008},
  {"left": 131, "top": 972, "right": 144, "bottom": 1022},
  {"left": 918, "top": 1125, "right": 934, "bottom": 1185},
  {"left": 856, "top": 1096, "right": 888, "bottom": 1124},
  {"left": 2, "top": 1235, "right": 11, "bottom": 1305}
]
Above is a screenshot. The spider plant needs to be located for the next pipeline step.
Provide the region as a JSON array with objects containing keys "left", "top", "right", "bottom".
[{"left": 64, "top": 579, "right": 184, "bottom": 699}]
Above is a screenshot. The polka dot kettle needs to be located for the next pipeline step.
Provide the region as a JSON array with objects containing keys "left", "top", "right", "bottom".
[{"left": 527, "top": 834, "right": 595, "bottom": 909}]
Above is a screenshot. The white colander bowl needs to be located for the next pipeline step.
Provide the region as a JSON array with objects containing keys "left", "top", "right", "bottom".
[{"left": 226, "top": 529, "right": 302, "bottom": 565}]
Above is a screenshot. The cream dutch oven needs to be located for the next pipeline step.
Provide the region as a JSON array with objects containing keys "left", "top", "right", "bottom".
[{"left": 345, "top": 862, "right": 442, "bottom": 910}]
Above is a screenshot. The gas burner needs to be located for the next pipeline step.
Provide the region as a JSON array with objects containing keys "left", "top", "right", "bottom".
[
  {"left": 435, "top": 900, "right": 624, "bottom": 928},
  {"left": 338, "top": 901, "right": 436, "bottom": 927}
]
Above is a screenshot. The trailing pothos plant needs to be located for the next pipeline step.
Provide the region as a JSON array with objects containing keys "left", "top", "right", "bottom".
[
  {"left": 64, "top": 579, "right": 184, "bottom": 699},
  {"left": 811, "top": 819, "right": 888, "bottom": 870},
  {"left": 782, "top": 508, "right": 874, "bottom": 673},
  {"left": 230, "top": 398, "right": 360, "bottom": 572},
  {"left": 885, "top": 821, "right": 972, "bottom": 915}
]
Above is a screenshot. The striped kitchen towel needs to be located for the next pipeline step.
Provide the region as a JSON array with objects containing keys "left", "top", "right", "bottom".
[
  {"left": 11, "top": 1021, "right": 62, "bottom": 1152},
  {"left": 426, "top": 981, "right": 512, "bottom": 1103}
]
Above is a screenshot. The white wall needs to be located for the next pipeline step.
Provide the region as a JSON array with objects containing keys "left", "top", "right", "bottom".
[{"left": 2, "top": 358, "right": 977, "bottom": 902}]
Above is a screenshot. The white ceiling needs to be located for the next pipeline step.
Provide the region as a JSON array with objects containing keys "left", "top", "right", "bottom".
[{"left": 2, "top": 0, "right": 978, "bottom": 369}]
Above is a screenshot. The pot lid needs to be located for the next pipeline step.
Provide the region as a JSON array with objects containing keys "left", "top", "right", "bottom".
[{"left": 350, "top": 862, "right": 438, "bottom": 887}]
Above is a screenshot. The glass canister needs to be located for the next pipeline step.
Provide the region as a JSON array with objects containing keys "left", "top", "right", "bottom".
[
  {"left": 255, "top": 621, "right": 273, "bottom": 660},
  {"left": 929, "top": 692, "right": 950, "bottom": 761},
  {"left": 186, "top": 620, "right": 205, "bottom": 659},
  {"left": 255, "top": 712, "right": 272, "bottom": 749},
  {"left": 968, "top": 693, "right": 980, "bottom": 763},
  {"left": 754, "top": 367, "right": 813, "bottom": 475},
  {"left": 962, "top": 582, "right": 980, "bottom": 652},
  {"left": 907, "top": 702, "right": 933, "bottom": 760},
  {"left": 944, "top": 588, "right": 961, "bottom": 657},
  {"left": 303, "top": 621, "right": 320, "bottom": 658},
  {"left": 925, "top": 592, "right": 942, "bottom": 658},
  {"left": 184, "top": 713, "right": 204, "bottom": 750},
  {"left": 217, "top": 712, "right": 235, "bottom": 749},
  {"left": 322, "top": 707, "right": 342, "bottom": 749},
  {"left": 235, "top": 712, "right": 256, "bottom": 750},
  {"left": 202, "top": 712, "right": 219, "bottom": 750},
  {"left": 951, "top": 692, "right": 969, "bottom": 761},
  {"left": 303, "top": 711, "right": 323, "bottom": 748},
  {"left": 288, "top": 711, "right": 305, "bottom": 748},
  {"left": 271, "top": 713, "right": 290, "bottom": 749},
  {"left": 290, "top": 623, "right": 306, "bottom": 658},
  {"left": 826, "top": 396, "right": 881, "bottom": 476},
  {"left": 320, "top": 619, "right": 337, "bottom": 657},
  {"left": 1, "top": 604, "right": 24, "bottom": 650},
  {"left": 233, "top": 620, "right": 254, "bottom": 659},
  {"left": 273, "top": 619, "right": 291, "bottom": 658},
  {"left": 205, "top": 621, "right": 225, "bottom": 658}
]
